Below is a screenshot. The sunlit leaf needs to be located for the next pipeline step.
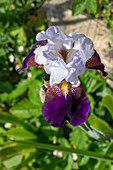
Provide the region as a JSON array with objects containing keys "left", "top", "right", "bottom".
[
  {"left": 10, "top": 98, "right": 42, "bottom": 119},
  {"left": 0, "top": 48, "right": 6, "bottom": 57},
  {"left": 9, "top": 80, "right": 32, "bottom": 99},
  {"left": 3, "top": 155, "right": 23, "bottom": 169},
  {"left": 72, "top": 0, "right": 86, "bottom": 16},
  {"left": 86, "top": 0, "right": 97, "bottom": 14},
  {"left": 88, "top": 114, "right": 113, "bottom": 138},
  {"left": 6, "top": 128, "right": 37, "bottom": 139},
  {"left": 28, "top": 80, "right": 42, "bottom": 106},
  {"left": 87, "top": 94, "right": 95, "bottom": 112},
  {"left": 0, "top": 93, "right": 9, "bottom": 102},
  {"left": 102, "top": 95, "right": 113, "bottom": 119},
  {"left": 65, "top": 154, "right": 73, "bottom": 170},
  {"left": 69, "top": 127, "right": 89, "bottom": 150},
  {"left": 10, "top": 27, "right": 20, "bottom": 36},
  {"left": 109, "top": 34, "right": 113, "bottom": 41},
  {"left": 10, "top": 26, "right": 27, "bottom": 46},
  {"left": 17, "top": 27, "right": 27, "bottom": 46}
]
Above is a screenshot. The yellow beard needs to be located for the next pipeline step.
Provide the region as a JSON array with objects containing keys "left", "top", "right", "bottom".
[{"left": 61, "top": 80, "right": 69, "bottom": 97}]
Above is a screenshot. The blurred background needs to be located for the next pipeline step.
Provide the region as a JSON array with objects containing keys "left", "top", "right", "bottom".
[{"left": 0, "top": 0, "right": 113, "bottom": 169}]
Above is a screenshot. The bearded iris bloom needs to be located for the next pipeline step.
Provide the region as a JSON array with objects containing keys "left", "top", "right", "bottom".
[{"left": 17, "top": 26, "right": 107, "bottom": 128}]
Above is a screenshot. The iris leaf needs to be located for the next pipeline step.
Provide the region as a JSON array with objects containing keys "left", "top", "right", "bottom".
[
  {"left": 96, "top": 142, "right": 113, "bottom": 170},
  {"left": 85, "top": 114, "right": 113, "bottom": 141},
  {"left": 5, "top": 128, "right": 37, "bottom": 139},
  {"left": 102, "top": 95, "right": 113, "bottom": 119},
  {"left": 8, "top": 139, "right": 113, "bottom": 163},
  {"left": 88, "top": 114, "right": 113, "bottom": 134}
]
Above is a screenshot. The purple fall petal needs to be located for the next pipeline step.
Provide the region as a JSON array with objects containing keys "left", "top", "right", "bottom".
[
  {"left": 42, "top": 85, "right": 66, "bottom": 128},
  {"left": 86, "top": 50, "right": 108, "bottom": 76},
  {"left": 42, "top": 84, "right": 90, "bottom": 128},
  {"left": 67, "top": 85, "right": 90, "bottom": 126}
]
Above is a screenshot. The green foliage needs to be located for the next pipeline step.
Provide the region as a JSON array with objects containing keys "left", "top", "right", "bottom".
[
  {"left": 72, "top": 0, "right": 97, "bottom": 16},
  {"left": 86, "top": 0, "right": 97, "bottom": 14},
  {"left": 28, "top": 80, "right": 42, "bottom": 106},
  {"left": 69, "top": 127, "right": 89, "bottom": 150},
  {"left": 0, "top": 82, "right": 13, "bottom": 93},
  {"left": 109, "top": 34, "right": 113, "bottom": 42},
  {"left": 87, "top": 114, "right": 113, "bottom": 141},
  {"left": 10, "top": 98, "right": 42, "bottom": 119},
  {"left": 102, "top": 95, "right": 113, "bottom": 119},
  {"left": 6, "top": 127, "right": 37, "bottom": 139},
  {"left": 9, "top": 80, "right": 32, "bottom": 99},
  {"left": 72, "top": 0, "right": 86, "bottom": 16}
]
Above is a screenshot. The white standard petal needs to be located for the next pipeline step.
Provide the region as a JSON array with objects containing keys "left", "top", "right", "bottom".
[
  {"left": 65, "top": 56, "right": 85, "bottom": 86},
  {"left": 65, "top": 66, "right": 80, "bottom": 87},
  {"left": 36, "top": 31, "right": 47, "bottom": 41},
  {"left": 69, "top": 32, "right": 86, "bottom": 41},
  {"left": 36, "top": 27, "right": 73, "bottom": 51},
  {"left": 46, "top": 27, "right": 73, "bottom": 50},
  {"left": 34, "top": 46, "right": 48, "bottom": 65},
  {"left": 46, "top": 26, "right": 67, "bottom": 40},
  {"left": 66, "top": 49, "right": 80, "bottom": 64},
  {"left": 63, "top": 39, "right": 73, "bottom": 50},
  {"left": 44, "top": 58, "right": 68, "bottom": 86},
  {"left": 69, "top": 32, "right": 94, "bottom": 62}
]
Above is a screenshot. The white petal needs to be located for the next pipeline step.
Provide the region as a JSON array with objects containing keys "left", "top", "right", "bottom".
[
  {"left": 46, "top": 26, "right": 67, "bottom": 40},
  {"left": 69, "top": 32, "right": 86, "bottom": 40},
  {"left": 63, "top": 40, "right": 73, "bottom": 50},
  {"left": 65, "top": 66, "right": 80, "bottom": 87},
  {"left": 36, "top": 31, "right": 47, "bottom": 41},
  {"left": 69, "top": 32, "right": 94, "bottom": 62},
  {"left": 66, "top": 49, "right": 78, "bottom": 64},
  {"left": 44, "top": 58, "right": 68, "bottom": 86},
  {"left": 34, "top": 46, "right": 49, "bottom": 64},
  {"left": 65, "top": 56, "right": 85, "bottom": 86}
]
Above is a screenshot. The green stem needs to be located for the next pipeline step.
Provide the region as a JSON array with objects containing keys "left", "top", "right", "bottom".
[{"left": 9, "top": 139, "right": 113, "bottom": 163}]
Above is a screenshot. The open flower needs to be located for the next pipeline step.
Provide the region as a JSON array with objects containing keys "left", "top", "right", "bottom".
[
  {"left": 18, "top": 46, "right": 24, "bottom": 52},
  {"left": 4, "top": 123, "right": 12, "bottom": 129},
  {"left": 8, "top": 54, "right": 14, "bottom": 63},
  {"left": 17, "top": 26, "right": 107, "bottom": 128}
]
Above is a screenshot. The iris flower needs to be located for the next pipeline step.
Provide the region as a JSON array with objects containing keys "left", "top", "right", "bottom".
[{"left": 17, "top": 26, "right": 107, "bottom": 128}]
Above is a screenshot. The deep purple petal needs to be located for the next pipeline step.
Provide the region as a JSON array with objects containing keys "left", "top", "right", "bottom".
[
  {"left": 86, "top": 50, "right": 108, "bottom": 76},
  {"left": 67, "top": 85, "right": 90, "bottom": 126},
  {"left": 42, "top": 85, "right": 66, "bottom": 128},
  {"left": 42, "top": 84, "right": 90, "bottom": 128},
  {"left": 17, "top": 40, "right": 47, "bottom": 72}
]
